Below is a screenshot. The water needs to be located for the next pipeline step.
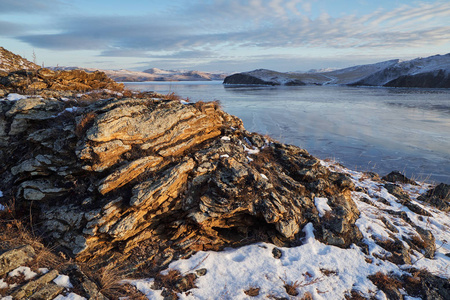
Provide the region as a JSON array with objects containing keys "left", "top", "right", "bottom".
[{"left": 125, "top": 81, "right": 450, "bottom": 184}]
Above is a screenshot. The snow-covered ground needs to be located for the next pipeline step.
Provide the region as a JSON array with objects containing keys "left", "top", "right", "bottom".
[{"left": 127, "top": 160, "right": 450, "bottom": 299}]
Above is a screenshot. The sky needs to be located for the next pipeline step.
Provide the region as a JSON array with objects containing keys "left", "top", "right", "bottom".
[{"left": 1, "top": 0, "right": 449, "bottom": 73}]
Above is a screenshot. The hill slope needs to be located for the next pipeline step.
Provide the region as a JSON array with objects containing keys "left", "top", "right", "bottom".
[
  {"left": 0, "top": 47, "right": 39, "bottom": 74},
  {"left": 224, "top": 54, "right": 450, "bottom": 88}
]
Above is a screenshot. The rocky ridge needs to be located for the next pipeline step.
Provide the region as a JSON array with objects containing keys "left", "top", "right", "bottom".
[{"left": 0, "top": 47, "right": 39, "bottom": 75}]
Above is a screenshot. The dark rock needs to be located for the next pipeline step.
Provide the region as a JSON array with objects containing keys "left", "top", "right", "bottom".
[
  {"left": 384, "top": 69, "right": 450, "bottom": 88},
  {"left": 195, "top": 268, "right": 207, "bottom": 276},
  {"left": 382, "top": 171, "right": 417, "bottom": 185},
  {"left": 223, "top": 73, "right": 280, "bottom": 85},
  {"left": 272, "top": 247, "right": 282, "bottom": 259},
  {"left": 418, "top": 183, "right": 450, "bottom": 212}
]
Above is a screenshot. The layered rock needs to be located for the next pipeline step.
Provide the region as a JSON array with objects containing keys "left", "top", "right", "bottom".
[
  {"left": 0, "top": 68, "right": 124, "bottom": 94},
  {"left": 0, "top": 94, "right": 361, "bottom": 266}
]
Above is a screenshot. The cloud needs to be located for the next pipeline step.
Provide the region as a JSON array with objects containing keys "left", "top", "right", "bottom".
[
  {"left": 12, "top": 0, "right": 450, "bottom": 59},
  {"left": 0, "top": 21, "right": 26, "bottom": 35},
  {"left": 0, "top": 0, "right": 63, "bottom": 13}
]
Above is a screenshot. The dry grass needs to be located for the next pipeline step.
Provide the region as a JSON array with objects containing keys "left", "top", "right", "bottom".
[
  {"left": 368, "top": 271, "right": 402, "bottom": 291},
  {"left": 90, "top": 263, "right": 133, "bottom": 299},
  {"left": 244, "top": 287, "right": 260, "bottom": 297},
  {"left": 163, "top": 92, "right": 182, "bottom": 101}
]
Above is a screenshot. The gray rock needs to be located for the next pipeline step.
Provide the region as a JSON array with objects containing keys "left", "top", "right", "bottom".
[{"left": 11, "top": 269, "right": 59, "bottom": 299}]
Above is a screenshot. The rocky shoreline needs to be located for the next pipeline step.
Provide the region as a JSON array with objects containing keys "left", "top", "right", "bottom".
[{"left": 0, "top": 50, "right": 449, "bottom": 299}]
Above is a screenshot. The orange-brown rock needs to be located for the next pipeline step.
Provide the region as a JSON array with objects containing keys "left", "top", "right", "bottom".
[
  {"left": 0, "top": 68, "right": 124, "bottom": 94},
  {"left": 0, "top": 93, "right": 364, "bottom": 266}
]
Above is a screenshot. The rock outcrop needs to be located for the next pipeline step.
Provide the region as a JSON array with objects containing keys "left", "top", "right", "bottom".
[
  {"left": 0, "top": 90, "right": 361, "bottom": 268},
  {"left": 0, "top": 68, "right": 124, "bottom": 95},
  {"left": 0, "top": 47, "right": 39, "bottom": 74}
]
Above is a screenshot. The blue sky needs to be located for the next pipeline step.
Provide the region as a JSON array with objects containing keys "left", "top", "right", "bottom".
[{"left": 1, "top": 0, "right": 449, "bottom": 72}]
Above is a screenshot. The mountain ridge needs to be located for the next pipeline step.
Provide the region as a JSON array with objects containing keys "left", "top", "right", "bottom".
[{"left": 223, "top": 54, "right": 450, "bottom": 88}]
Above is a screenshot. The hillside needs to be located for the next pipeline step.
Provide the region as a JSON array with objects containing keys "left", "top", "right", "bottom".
[
  {"left": 0, "top": 49, "right": 449, "bottom": 299},
  {"left": 0, "top": 47, "right": 39, "bottom": 74},
  {"left": 52, "top": 66, "right": 227, "bottom": 82},
  {"left": 224, "top": 54, "right": 450, "bottom": 88}
]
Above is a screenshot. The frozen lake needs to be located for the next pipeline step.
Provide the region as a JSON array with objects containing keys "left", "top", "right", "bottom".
[{"left": 125, "top": 81, "right": 450, "bottom": 184}]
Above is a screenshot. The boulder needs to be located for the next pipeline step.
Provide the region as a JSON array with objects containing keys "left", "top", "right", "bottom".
[{"left": 418, "top": 183, "right": 450, "bottom": 212}]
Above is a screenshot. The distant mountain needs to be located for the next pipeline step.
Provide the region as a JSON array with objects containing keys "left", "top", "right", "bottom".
[
  {"left": 52, "top": 66, "right": 227, "bottom": 82},
  {"left": 224, "top": 54, "right": 450, "bottom": 88},
  {"left": 0, "top": 47, "right": 39, "bottom": 74}
]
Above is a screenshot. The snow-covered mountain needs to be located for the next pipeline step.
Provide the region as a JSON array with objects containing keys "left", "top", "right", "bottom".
[
  {"left": 224, "top": 54, "right": 450, "bottom": 88},
  {"left": 51, "top": 66, "right": 227, "bottom": 82}
]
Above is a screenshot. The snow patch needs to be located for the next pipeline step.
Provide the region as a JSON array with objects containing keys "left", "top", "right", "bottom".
[
  {"left": 221, "top": 136, "right": 231, "bottom": 141},
  {"left": 9, "top": 267, "right": 37, "bottom": 280},
  {"left": 125, "top": 279, "right": 163, "bottom": 300},
  {"left": 260, "top": 173, "right": 268, "bottom": 180},
  {"left": 0, "top": 279, "right": 8, "bottom": 289},
  {"left": 6, "top": 93, "right": 27, "bottom": 101},
  {"left": 314, "top": 197, "right": 332, "bottom": 217},
  {"left": 53, "top": 293, "right": 86, "bottom": 300},
  {"left": 53, "top": 275, "right": 73, "bottom": 288}
]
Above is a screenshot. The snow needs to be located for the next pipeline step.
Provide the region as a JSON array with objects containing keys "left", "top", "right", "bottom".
[
  {"left": 0, "top": 190, "right": 3, "bottom": 197},
  {"left": 39, "top": 268, "right": 49, "bottom": 274},
  {"left": 8, "top": 266, "right": 37, "bottom": 280},
  {"left": 53, "top": 275, "right": 74, "bottom": 288},
  {"left": 64, "top": 107, "right": 79, "bottom": 113},
  {"left": 260, "top": 173, "right": 268, "bottom": 180},
  {"left": 243, "top": 144, "right": 260, "bottom": 155},
  {"left": 0, "top": 279, "right": 8, "bottom": 289},
  {"left": 6, "top": 93, "right": 27, "bottom": 101},
  {"left": 314, "top": 197, "right": 332, "bottom": 217},
  {"left": 132, "top": 223, "right": 397, "bottom": 299},
  {"left": 125, "top": 279, "right": 163, "bottom": 299},
  {"left": 220, "top": 154, "right": 230, "bottom": 158},
  {"left": 53, "top": 293, "right": 86, "bottom": 300},
  {"left": 221, "top": 136, "right": 231, "bottom": 141}
]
